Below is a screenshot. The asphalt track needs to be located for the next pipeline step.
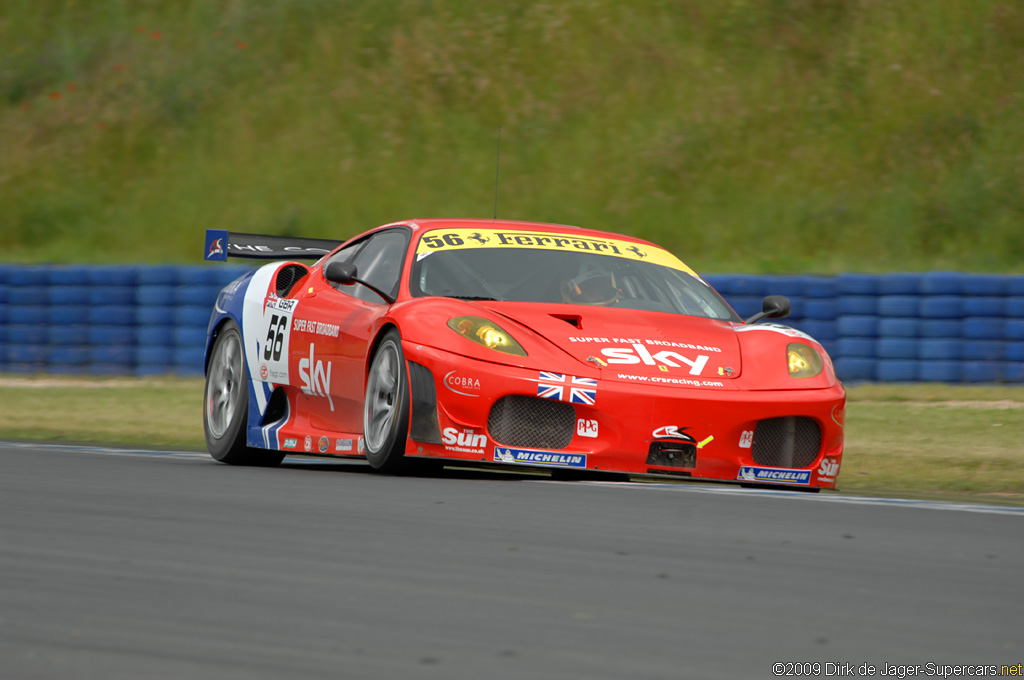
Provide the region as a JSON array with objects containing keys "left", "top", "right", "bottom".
[{"left": 2, "top": 443, "right": 1022, "bottom": 680}]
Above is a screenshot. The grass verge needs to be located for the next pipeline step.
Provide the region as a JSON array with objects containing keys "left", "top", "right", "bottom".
[{"left": 1, "top": 376, "right": 1022, "bottom": 505}]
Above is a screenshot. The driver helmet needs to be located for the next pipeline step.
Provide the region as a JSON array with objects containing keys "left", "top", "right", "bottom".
[{"left": 561, "top": 265, "right": 620, "bottom": 305}]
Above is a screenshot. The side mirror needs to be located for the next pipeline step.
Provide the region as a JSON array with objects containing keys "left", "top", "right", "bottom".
[
  {"left": 324, "top": 260, "right": 357, "bottom": 285},
  {"left": 322, "top": 260, "right": 395, "bottom": 304},
  {"left": 744, "top": 295, "right": 790, "bottom": 324}
]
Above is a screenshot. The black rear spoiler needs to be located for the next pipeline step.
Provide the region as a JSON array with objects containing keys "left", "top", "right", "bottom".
[{"left": 204, "top": 229, "right": 342, "bottom": 261}]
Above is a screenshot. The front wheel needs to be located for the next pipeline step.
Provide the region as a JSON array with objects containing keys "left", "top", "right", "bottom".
[
  {"left": 362, "top": 329, "right": 410, "bottom": 473},
  {"left": 204, "top": 321, "right": 285, "bottom": 466}
]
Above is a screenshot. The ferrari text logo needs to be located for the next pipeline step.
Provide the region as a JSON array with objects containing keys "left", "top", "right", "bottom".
[
  {"left": 600, "top": 344, "right": 709, "bottom": 375},
  {"left": 299, "top": 344, "right": 334, "bottom": 411}
]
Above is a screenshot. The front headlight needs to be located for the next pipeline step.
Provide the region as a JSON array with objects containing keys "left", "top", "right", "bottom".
[
  {"left": 787, "top": 343, "right": 823, "bottom": 378},
  {"left": 447, "top": 316, "right": 527, "bottom": 356}
]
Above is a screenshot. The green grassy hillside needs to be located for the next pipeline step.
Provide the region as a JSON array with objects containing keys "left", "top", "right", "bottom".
[{"left": 2, "top": 0, "right": 1022, "bottom": 272}]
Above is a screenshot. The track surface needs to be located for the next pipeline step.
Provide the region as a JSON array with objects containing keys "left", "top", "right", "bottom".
[{"left": 3, "top": 443, "right": 1022, "bottom": 679}]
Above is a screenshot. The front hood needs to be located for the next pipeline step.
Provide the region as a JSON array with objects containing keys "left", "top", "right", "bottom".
[{"left": 479, "top": 302, "right": 742, "bottom": 383}]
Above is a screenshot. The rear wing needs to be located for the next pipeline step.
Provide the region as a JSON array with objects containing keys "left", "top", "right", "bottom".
[{"left": 204, "top": 229, "right": 342, "bottom": 261}]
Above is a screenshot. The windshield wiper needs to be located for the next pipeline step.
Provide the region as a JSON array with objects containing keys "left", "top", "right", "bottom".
[{"left": 443, "top": 294, "right": 502, "bottom": 302}]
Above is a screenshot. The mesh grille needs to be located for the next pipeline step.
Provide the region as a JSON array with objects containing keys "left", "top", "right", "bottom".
[
  {"left": 488, "top": 396, "right": 575, "bottom": 450},
  {"left": 751, "top": 417, "right": 821, "bottom": 468},
  {"left": 275, "top": 264, "right": 308, "bottom": 297}
]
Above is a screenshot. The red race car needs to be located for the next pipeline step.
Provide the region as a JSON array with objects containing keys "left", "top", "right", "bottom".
[{"left": 202, "top": 219, "right": 845, "bottom": 490}]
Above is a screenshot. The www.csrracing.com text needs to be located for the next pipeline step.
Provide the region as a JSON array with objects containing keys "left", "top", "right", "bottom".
[{"left": 772, "top": 662, "right": 1023, "bottom": 677}]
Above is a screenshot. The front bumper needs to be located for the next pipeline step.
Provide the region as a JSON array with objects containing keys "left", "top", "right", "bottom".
[{"left": 403, "top": 343, "right": 846, "bottom": 489}]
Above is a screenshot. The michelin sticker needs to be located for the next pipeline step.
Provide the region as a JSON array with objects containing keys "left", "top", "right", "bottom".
[
  {"left": 493, "top": 447, "right": 587, "bottom": 468},
  {"left": 737, "top": 466, "right": 811, "bottom": 485}
]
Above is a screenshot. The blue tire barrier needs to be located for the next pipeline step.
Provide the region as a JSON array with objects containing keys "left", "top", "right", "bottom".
[
  {"left": 0, "top": 326, "right": 6, "bottom": 343},
  {"left": 878, "top": 296, "right": 919, "bottom": 317},
  {"left": 878, "top": 338, "right": 918, "bottom": 359},
  {"left": 964, "top": 296, "right": 1005, "bottom": 317},
  {"left": 727, "top": 295, "right": 766, "bottom": 320},
  {"left": 919, "top": 339, "right": 964, "bottom": 360},
  {"left": 878, "top": 273, "right": 921, "bottom": 295},
  {"left": 47, "top": 266, "right": 94, "bottom": 286},
  {"left": 138, "top": 326, "right": 175, "bottom": 348},
  {"left": 89, "top": 346, "right": 135, "bottom": 365},
  {"left": 702, "top": 275, "right": 732, "bottom": 295},
  {"left": 88, "top": 286, "right": 136, "bottom": 306},
  {"left": 727, "top": 276, "right": 769, "bottom": 296},
  {"left": 796, "top": 321, "right": 837, "bottom": 342},
  {"left": 6, "top": 267, "right": 48, "bottom": 287},
  {"left": 87, "top": 305, "right": 136, "bottom": 326},
  {"left": 961, "top": 361, "right": 1004, "bottom": 383},
  {"left": 46, "top": 286, "right": 90, "bottom": 305},
  {"left": 86, "top": 266, "right": 138, "bottom": 287},
  {"left": 920, "top": 296, "right": 964, "bottom": 319},
  {"left": 1009, "top": 278, "right": 1024, "bottom": 295},
  {"left": 837, "top": 315, "right": 880, "bottom": 337},
  {"left": 136, "top": 346, "right": 175, "bottom": 366},
  {"left": 137, "top": 266, "right": 179, "bottom": 285},
  {"left": 1006, "top": 343, "right": 1024, "bottom": 363},
  {"left": 48, "top": 305, "right": 91, "bottom": 325},
  {"left": 5, "top": 287, "right": 48, "bottom": 305},
  {"left": 88, "top": 326, "right": 137, "bottom": 346},
  {"left": 1008, "top": 320, "right": 1024, "bottom": 340},
  {"left": 0, "top": 305, "right": 6, "bottom": 324},
  {"left": 177, "top": 266, "right": 225, "bottom": 287},
  {"left": 962, "top": 274, "right": 1007, "bottom": 296},
  {"left": 964, "top": 340, "right": 1005, "bottom": 361},
  {"left": 918, "top": 361, "right": 962, "bottom": 383},
  {"left": 1005, "top": 297, "right": 1024, "bottom": 317},
  {"left": 173, "top": 346, "right": 206, "bottom": 370},
  {"left": 174, "top": 305, "right": 212, "bottom": 327},
  {"left": 137, "top": 285, "right": 177, "bottom": 306},
  {"left": 921, "top": 319, "right": 963, "bottom": 338},
  {"left": 7, "top": 306, "right": 49, "bottom": 325},
  {"left": 771, "top": 276, "right": 806, "bottom": 298},
  {"left": 1005, "top": 363, "right": 1024, "bottom": 382},
  {"left": 837, "top": 337, "right": 877, "bottom": 358},
  {"left": 804, "top": 300, "right": 839, "bottom": 320},
  {"left": 878, "top": 318, "right": 921, "bottom": 338},
  {"left": 819, "top": 340, "right": 838, "bottom": 358},
  {"left": 8, "top": 345, "right": 48, "bottom": 364},
  {"left": 8, "top": 325, "right": 48, "bottom": 344},
  {"left": 89, "top": 364, "right": 135, "bottom": 375},
  {"left": 173, "top": 326, "right": 208, "bottom": 348},
  {"left": 48, "top": 325, "right": 88, "bottom": 346},
  {"left": 920, "top": 271, "right": 964, "bottom": 295},
  {"left": 836, "top": 273, "right": 878, "bottom": 295},
  {"left": 964, "top": 318, "right": 1006, "bottom": 340},
  {"left": 48, "top": 347, "right": 89, "bottom": 365},
  {"left": 838, "top": 296, "right": 877, "bottom": 316},
  {"left": 877, "top": 360, "right": 918, "bottom": 382},
  {"left": 834, "top": 358, "right": 876, "bottom": 381},
  {"left": 803, "top": 276, "right": 838, "bottom": 298},
  {"left": 175, "top": 284, "right": 223, "bottom": 307},
  {"left": 136, "top": 306, "right": 175, "bottom": 327},
  {"left": 212, "top": 266, "right": 251, "bottom": 286}
]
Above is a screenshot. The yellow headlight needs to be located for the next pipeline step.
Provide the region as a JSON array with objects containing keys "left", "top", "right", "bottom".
[
  {"left": 447, "top": 316, "right": 527, "bottom": 356},
  {"left": 787, "top": 343, "right": 823, "bottom": 378}
]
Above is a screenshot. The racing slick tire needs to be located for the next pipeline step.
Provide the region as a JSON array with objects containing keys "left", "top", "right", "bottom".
[
  {"left": 203, "top": 321, "right": 285, "bottom": 466},
  {"left": 363, "top": 328, "right": 411, "bottom": 473}
]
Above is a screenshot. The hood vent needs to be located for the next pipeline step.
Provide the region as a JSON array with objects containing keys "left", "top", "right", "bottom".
[{"left": 550, "top": 313, "right": 582, "bottom": 329}]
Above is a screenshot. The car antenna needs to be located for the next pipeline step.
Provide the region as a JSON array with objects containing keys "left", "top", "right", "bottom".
[{"left": 493, "top": 125, "right": 501, "bottom": 220}]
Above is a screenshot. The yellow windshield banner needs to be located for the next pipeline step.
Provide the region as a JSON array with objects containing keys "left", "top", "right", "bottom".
[{"left": 415, "top": 228, "right": 696, "bottom": 276}]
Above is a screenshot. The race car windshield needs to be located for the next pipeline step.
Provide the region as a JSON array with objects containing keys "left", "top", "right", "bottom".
[{"left": 411, "top": 245, "right": 739, "bottom": 320}]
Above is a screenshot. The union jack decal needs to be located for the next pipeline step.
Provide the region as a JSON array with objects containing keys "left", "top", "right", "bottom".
[{"left": 536, "top": 372, "right": 597, "bottom": 405}]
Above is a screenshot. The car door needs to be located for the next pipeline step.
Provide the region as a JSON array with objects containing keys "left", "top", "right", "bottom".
[{"left": 290, "top": 227, "right": 411, "bottom": 434}]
